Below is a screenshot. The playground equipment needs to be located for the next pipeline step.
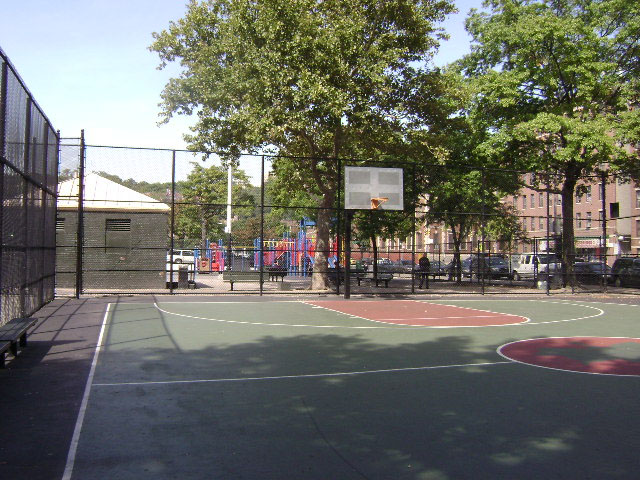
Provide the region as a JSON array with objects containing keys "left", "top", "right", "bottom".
[{"left": 194, "top": 219, "right": 344, "bottom": 276}]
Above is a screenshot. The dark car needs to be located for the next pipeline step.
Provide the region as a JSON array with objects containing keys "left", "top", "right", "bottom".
[
  {"left": 611, "top": 257, "right": 640, "bottom": 288},
  {"left": 447, "top": 257, "right": 473, "bottom": 279},
  {"left": 429, "top": 260, "right": 448, "bottom": 277},
  {"left": 376, "top": 258, "right": 395, "bottom": 273},
  {"left": 573, "top": 262, "right": 613, "bottom": 285},
  {"left": 467, "top": 256, "right": 512, "bottom": 280},
  {"left": 392, "top": 259, "right": 415, "bottom": 274}
]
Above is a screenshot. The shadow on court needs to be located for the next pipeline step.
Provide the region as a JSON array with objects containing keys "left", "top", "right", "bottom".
[
  {"left": 2, "top": 297, "right": 639, "bottom": 480},
  {"left": 79, "top": 311, "right": 638, "bottom": 479}
]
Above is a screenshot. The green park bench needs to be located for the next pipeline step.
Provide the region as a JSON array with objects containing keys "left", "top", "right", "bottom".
[{"left": 222, "top": 271, "right": 270, "bottom": 290}]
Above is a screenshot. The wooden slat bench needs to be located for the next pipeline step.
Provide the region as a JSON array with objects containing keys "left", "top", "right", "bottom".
[
  {"left": 222, "top": 271, "right": 269, "bottom": 290},
  {"left": 0, "top": 317, "right": 37, "bottom": 367}
]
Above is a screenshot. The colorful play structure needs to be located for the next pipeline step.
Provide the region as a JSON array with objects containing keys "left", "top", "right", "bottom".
[{"left": 193, "top": 219, "right": 338, "bottom": 275}]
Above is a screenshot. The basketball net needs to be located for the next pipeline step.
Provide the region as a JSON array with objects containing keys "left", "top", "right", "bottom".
[{"left": 370, "top": 197, "right": 389, "bottom": 210}]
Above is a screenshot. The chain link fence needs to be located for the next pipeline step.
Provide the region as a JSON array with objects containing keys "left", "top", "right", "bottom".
[
  {"left": 0, "top": 47, "right": 58, "bottom": 325},
  {"left": 55, "top": 140, "right": 639, "bottom": 297}
]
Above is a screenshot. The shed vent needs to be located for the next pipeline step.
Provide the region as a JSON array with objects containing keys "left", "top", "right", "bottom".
[{"left": 106, "top": 219, "right": 131, "bottom": 231}]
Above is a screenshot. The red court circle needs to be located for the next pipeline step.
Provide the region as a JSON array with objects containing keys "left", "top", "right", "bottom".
[{"left": 498, "top": 337, "right": 640, "bottom": 376}]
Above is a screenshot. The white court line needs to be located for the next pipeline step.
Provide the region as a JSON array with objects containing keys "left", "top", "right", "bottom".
[
  {"left": 93, "top": 361, "right": 513, "bottom": 387},
  {"left": 154, "top": 299, "right": 603, "bottom": 329},
  {"left": 305, "top": 300, "right": 530, "bottom": 328},
  {"left": 383, "top": 315, "right": 520, "bottom": 321},
  {"left": 154, "top": 302, "right": 413, "bottom": 329},
  {"left": 497, "top": 337, "right": 640, "bottom": 377},
  {"left": 425, "top": 299, "right": 605, "bottom": 325},
  {"left": 62, "top": 303, "right": 111, "bottom": 480}
]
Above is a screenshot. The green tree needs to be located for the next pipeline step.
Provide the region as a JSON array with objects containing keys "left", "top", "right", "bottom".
[
  {"left": 403, "top": 69, "right": 520, "bottom": 282},
  {"left": 179, "top": 163, "right": 254, "bottom": 250},
  {"left": 150, "top": 0, "right": 454, "bottom": 288},
  {"left": 460, "top": 0, "right": 640, "bottom": 282}
]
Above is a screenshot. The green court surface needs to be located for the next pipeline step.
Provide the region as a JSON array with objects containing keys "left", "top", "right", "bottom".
[{"left": 65, "top": 298, "right": 640, "bottom": 480}]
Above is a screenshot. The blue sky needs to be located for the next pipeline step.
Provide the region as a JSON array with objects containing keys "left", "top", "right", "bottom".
[{"left": 0, "top": 0, "right": 482, "bottom": 150}]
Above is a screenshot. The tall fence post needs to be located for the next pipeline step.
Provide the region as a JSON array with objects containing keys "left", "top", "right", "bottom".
[
  {"left": 480, "top": 167, "right": 486, "bottom": 295},
  {"left": 411, "top": 163, "right": 416, "bottom": 294},
  {"left": 75, "top": 130, "right": 85, "bottom": 298},
  {"left": 21, "top": 97, "right": 32, "bottom": 316},
  {"left": 169, "top": 150, "right": 176, "bottom": 294},
  {"left": 336, "top": 156, "right": 342, "bottom": 295},
  {"left": 545, "top": 174, "right": 551, "bottom": 295},
  {"left": 260, "top": 155, "right": 265, "bottom": 295},
  {"left": 0, "top": 61, "right": 7, "bottom": 322},
  {"left": 600, "top": 171, "right": 608, "bottom": 292}
]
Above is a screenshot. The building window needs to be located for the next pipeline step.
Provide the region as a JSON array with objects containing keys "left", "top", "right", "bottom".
[
  {"left": 530, "top": 216, "right": 535, "bottom": 230},
  {"left": 539, "top": 217, "right": 544, "bottom": 230},
  {"left": 539, "top": 193, "right": 544, "bottom": 207},
  {"left": 530, "top": 194, "right": 535, "bottom": 208},
  {"left": 513, "top": 195, "right": 518, "bottom": 208},
  {"left": 586, "top": 212, "right": 592, "bottom": 230},
  {"left": 105, "top": 218, "right": 131, "bottom": 254},
  {"left": 576, "top": 192, "right": 582, "bottom": 203},
  {"left": 636, "top": 189, "right": 640, "bottom": 209},
  {"left": 576, "top": 213, "right": 582, "bottom": 229},
  {"left": 586, "top": 185, "right": 591, "bottom": 203},
  {"left": 522, "top": 196, "right": 526, "bottom": 209},
  {"left": 56, "top": 217, "right": 65, "bottom": 232},
  {"left": 610, "top": 203, "right": 619, "bottom": 219}
]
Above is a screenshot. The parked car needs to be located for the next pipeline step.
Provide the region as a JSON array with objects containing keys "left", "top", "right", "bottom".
[
  {"left": 376, "top": 258, "right": 395, "bottom": 273},
  {"left": 167, "top": 249, "right": 195, "bottom": 264},
  {"left": 447, "top": 257, "right": 473, "bottom": 279},
  {"left": 429, "top": 260, "right": 448, "bottom": 277},
  {"left": 392, "top": 259, "right": 415, "bottom": 274},
  {"left": 572, "top": 262, "right": 613, "bottom": 285},
  {"left": 611, "top": 257, "right": 640, "bottom": 288},
  {"left": 467, "top": 256, "right": 512, "bottom": 280},
  {"left": 511, "top": 252, "right": 561, "bottom": 280}
]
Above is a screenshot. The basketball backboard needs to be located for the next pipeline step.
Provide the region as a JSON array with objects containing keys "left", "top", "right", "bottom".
[{"left": 344, "top": 166, "right": 404, "bottom": 210}]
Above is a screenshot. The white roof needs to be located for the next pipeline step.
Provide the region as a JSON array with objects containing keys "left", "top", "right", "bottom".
[{"left": 57, "top": 173, "right": 170, "bottom": 212}]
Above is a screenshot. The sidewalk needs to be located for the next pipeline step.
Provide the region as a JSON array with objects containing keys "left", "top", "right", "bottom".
[{"left": 0, "top": 297, "right": 111, "bottom": 480}]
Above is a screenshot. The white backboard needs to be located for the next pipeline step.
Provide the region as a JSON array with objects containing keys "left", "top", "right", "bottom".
[{"left": 344, "top": 166, "right": 404, "bottom": 210}]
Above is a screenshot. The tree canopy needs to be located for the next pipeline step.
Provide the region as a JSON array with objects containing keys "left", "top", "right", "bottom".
[
  {"left": 151, "top": 0, "right": 455, "bottom": 287},
  {"left": 459, "top": 0, "right": 640, "bottom": 279}
]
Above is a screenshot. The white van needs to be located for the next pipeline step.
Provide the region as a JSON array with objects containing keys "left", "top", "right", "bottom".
[
  {"left": 167, "top": 249, "right": 195, "bottom": 264},
  {"left": 512, "top": 252, "right": 561, "bottom": 280}
]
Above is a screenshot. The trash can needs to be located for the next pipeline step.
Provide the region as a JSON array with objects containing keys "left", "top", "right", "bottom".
[{"left": 178, "top": 266, "right": 189, "bottom": 288}]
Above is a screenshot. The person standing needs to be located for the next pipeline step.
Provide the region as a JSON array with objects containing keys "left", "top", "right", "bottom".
[{"left": 418, "top": 254, "right": 430, "bottom": 289}]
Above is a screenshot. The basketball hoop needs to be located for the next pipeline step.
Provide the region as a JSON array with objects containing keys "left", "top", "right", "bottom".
[{"left": 370, "top": 197, "right": 389, "bottom": 210}]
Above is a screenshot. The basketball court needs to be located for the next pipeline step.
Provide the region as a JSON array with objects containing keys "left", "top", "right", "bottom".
[{"left": 36, "top": 295, "right": 638, "bottom": 480}]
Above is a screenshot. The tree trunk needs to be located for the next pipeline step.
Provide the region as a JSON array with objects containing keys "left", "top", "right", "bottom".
[{"left": 311, "top": 193, "right": 335, "bottom": 290}]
